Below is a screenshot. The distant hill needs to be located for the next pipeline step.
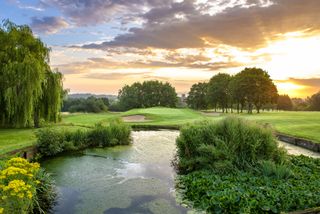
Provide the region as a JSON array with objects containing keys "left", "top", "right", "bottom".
[{"left": 67, "top": 93, "right": 118, "bottom": 100}]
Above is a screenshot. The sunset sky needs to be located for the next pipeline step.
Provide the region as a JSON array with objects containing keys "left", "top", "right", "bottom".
[{"left": 1, "top": 0, "right": 320, "bottom": 97}]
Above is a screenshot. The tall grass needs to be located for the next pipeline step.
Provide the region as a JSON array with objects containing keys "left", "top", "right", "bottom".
[
  {"left": 36, "top": 120, "right": 131, "bottom": 157},
  {"left": 176, "top": 117, "right": 287, "bottom": 173}
]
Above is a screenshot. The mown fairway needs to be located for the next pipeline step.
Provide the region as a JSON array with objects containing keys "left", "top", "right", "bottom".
[{"left": 1, "top": 107, "right": 320, "bottom": 155}]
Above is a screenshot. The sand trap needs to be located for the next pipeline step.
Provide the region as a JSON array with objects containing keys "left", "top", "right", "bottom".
[
  {"left": 122, "top": 115, "right": 150, "bottom": 122},
  {"left": 201, "top": 112, "right": 221, "bottom": 117}
]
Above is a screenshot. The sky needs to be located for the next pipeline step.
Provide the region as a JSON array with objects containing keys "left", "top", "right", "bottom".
[{"left": 1, "top": 0, "right": 320, "bottom": 97}]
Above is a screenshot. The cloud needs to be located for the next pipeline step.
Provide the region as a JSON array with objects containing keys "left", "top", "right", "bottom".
[
  {"left": 287, "top": 78, "right": 320, "bottom": 89},
  {"left": 6, "top": 0, "right": 44, "bottom": 11},
  {"left": 40, "top": 0, "right": 174, "bottom": 26},
  {"left": 80, "top": 0, "right": 320, "bottom": 50},
  {"left": 30, "top": 16, "right": 69, "bottom": 34},
  {"left": 84, "top": 72, "right": 151, "bottom": 80}
]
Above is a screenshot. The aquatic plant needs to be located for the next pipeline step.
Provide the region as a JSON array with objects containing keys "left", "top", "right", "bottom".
[{"left": 176, "top": 117, "right": 320, "bottom": 213}]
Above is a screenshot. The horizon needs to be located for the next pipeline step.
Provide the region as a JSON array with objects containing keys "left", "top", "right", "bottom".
[{"left": 1, "top": 0, "right": 320, "bottom": 98}]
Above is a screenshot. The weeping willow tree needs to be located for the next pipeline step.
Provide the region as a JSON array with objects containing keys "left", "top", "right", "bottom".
[{"left": 0, "top": 20, "right": 63, "bottom": 128}]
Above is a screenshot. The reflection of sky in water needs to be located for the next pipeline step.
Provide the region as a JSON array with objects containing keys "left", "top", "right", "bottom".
[
  {"left": 278, "top": 141, "right": 320, "bottom": 159},
  {"left": 41, "top": 131, "right": 191, "bottom": 214}
]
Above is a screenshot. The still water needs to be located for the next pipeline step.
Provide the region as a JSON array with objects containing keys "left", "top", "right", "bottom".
[
  {"left": 42, "top": 131, "right": 191, "bottom": 214},
  {"left": 42, "top": 130, "right": 320, "bottom": 214}
]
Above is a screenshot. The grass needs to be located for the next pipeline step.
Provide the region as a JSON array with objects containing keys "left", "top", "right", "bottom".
[
  {"left": 0, "top": 129, "right": 36, "bottom": 155},
  {"left": 238, "top": 111, "right": 320, "bottom": 143},
  {"left": 1, "top": 107, "right": 320, "bottom": 155}
]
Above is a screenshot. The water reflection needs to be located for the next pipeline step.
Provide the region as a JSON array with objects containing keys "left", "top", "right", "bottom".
[
  {"left": 42, "top": 131, "right": 188, "bottom": 214},
  {"left": 41, "top": 130, "right": 319, "bottom": 214}
]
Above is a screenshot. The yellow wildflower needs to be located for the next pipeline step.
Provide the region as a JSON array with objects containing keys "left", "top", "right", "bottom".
[{"left": 0, "top": 207, "right": 4, "bottom": 214}]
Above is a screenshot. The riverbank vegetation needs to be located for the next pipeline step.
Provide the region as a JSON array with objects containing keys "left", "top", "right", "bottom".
[
  {"left": 176, "top": 117, "right": 320, "bottom": 213},
  {"left": 36, "top": 120, "right": 131, "bottom": 158},
  {"left": 0, "top": 157, "right": 56, "bottom": 213},
  {"left": 1, "top": 108, "right": 320, "bottom": 156},
  {"left": 0, "top": 21, "right": 64, "bottom": 128}
]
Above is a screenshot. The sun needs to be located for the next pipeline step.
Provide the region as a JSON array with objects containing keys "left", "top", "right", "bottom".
[{"left": 275, "top": 82, "right": 306, "bottom": 97}]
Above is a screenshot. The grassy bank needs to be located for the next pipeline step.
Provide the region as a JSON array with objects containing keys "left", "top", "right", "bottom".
[{"left": 1, "top": 108, "right": 320, "bottom": 155}]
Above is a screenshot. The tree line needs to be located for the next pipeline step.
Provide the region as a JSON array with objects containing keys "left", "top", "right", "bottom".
[
  {"left": 0, "top": 20, "right": 64, "bottom": 128},
  {"left": 62, "top": 96, "right": 109, "bottom": 113},
  {"left": 277, "top": 92, "right": 320, "bottom": 111},
  {"left": 112, "top": 80, "right": 178, "bottom": 111},
  {"left": 187, "top": 68, "right": 278, "bottom": 113}
]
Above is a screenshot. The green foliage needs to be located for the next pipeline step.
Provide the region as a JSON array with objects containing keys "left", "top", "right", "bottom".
[
  {"left": 308, "top": 91, "right": 320, "bottom": 111},
  {"left": 0, "top": 20, "right": 63, "bottom": 128},
  {"left": 187, "top": 82, "right": 208, "bottom": 110},
  {"left": 33, "top": 168, "right": 57, "bottom": 214},
  {"left": 176, "top": 117, "right": 286, "bottom": 173},
  {"left": 258, "top": 160, "right": 293, "bottom": 179},
  {"left": 0, "top": 157, "right": 56, "bottom": 214},
  {"left": 36, "top": 128, "right": 65, "bottom": 156},
  {"left": 62, "top": 96, "right": 109, "bottom": 113},
  {"left": 207, "top": 73, "right": 232, "bottom": 112},
  {"left": 277, "top": 94, "right": 293, "bottom": 111},
  {"left": 36, "top": 121, "right": 131, "bottom": 157},
  {"left": 189, "top": 67, "right": 278, "bottom": 113},
  {"left": 177, "top": 156, "right": 320, "bottom": 213},
  {"left": 118, "top": 80, "right": 178, "bottom": 110}
]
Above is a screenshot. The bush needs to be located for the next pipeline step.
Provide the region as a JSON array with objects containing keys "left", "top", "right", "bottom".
[
  {"left": 176, "top": 117, "right": 286, "bottom": 173},
  {"left": 0, "top": 157, "right": 56, "bottom": 214},
  {"left": 36, "top": 128, "right": 65, "bottom": 157},
  {"left": 36, "top": 121, "right": 131, "bottom": 157},
  {"left": 87, "top": 120, "right": 131, "bottom": 147},
  {"left": 88, "top": 124, "right": 112, "bottom": 147},
  {"left": 176, "top": 117, "right": 320, "bottom": 213}
]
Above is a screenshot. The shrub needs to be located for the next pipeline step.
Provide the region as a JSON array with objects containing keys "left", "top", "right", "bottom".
[
  {"left": 87, "top": 124, "right": 112, "bottom": 147},
  {"left": 0, "top": 157, "right": 56, "bottom": 214},
  {"left": 33, "top": 169, "right": 57, "bottom": 214},
  {"left": 108, "top": 120, "right": 131, "bottom": 146},
  {"left": 36, "top": 128, "right": 65, "bottom": 157},
  {"left": 176, "top": 117, "right": 287, "bottom": 173},
  {"left": 36, "top": 121, "right": 131, "bottom": 157}
]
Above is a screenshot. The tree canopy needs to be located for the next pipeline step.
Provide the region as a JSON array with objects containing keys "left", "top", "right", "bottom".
[
  {"left": 62, "top": 96, "right": 109, "bottom": 113},
  {"left": 187, "top": 68, "right": 278, "bottom": 113},
  {"left": 0, "top": 20, "right": 63, "bottom": 127},
  {"left": 186, "top": 82, "right": 208, "bottom": 110},
  {"left": 118, "top": 80, "right": 177, "bottom": 110},
  {"left": 207, "top": 73, "right": 231, "bottom": 112},
  {"left": 308, "top": 91, "right": 320, "bottom": 111},
  {"left": 277, "top": 95, "right": 293, "bottom": 111}
]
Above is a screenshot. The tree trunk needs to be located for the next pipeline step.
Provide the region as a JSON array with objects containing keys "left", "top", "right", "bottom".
[{"left": 34, "top": 109, "right": 40, "bottom": 128}]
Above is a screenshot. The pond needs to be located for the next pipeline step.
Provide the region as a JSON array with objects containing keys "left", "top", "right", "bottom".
[
  {"left": 41, "top": 130, "right": 320, "bottom": 214},
  {"left": 41, "top": 131, "right": 191, "bottom": 214}
]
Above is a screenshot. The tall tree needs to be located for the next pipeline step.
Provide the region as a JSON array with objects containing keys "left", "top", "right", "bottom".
[
  {"left": 0, "top": 20, "right": 63, "bottom": 127},
  {"left": 118, "top": 80, "right": 177, "bottom": 110},
  {"left": 229, "top": 74, "right": 246, "bottom": 113},
  {"left": 187, "top": 82, "right": 208, "bottom": 110},
  {"left": 277, "top": 94, "right": 293, "bottom": 111},
  {"left": 308, "top": 91, "right": 320, "bottom": 111},
  {"left": 207, "top": 73, "right": 231, "bottom": 112},
  {"left": 118, "top": 82, "right": 143, "bottom": 110},
  {"left": 237, "top": 68, "right": 278, "bottom": 113}
]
